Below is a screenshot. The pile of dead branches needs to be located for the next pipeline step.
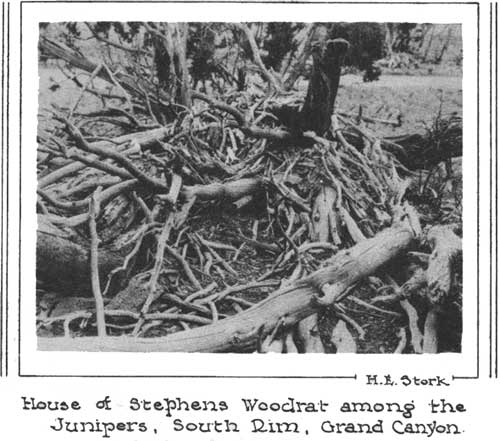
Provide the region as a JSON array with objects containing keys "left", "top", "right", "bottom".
[{"left": 36, "top": 27, "right": 462, "bottom": 354}]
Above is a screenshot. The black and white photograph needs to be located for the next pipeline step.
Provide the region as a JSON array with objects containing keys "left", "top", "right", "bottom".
[
  {"left": 4, "top": 1, "right": 500, "bottom": 440},
  {"left": 35, "top": 20, "right": 463, "bottom": 354}
]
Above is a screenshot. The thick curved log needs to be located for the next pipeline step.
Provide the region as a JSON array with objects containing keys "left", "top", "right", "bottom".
[
  {"left": 426, "top": 225, "right": 462, "bottom": 305},
  {"left": 37, "top": 217, "right": 124, "bottom": 297},
  {"left": 38, "top": 219, "right": 417, "bottom": 352},
  {"left": 423, "top": 225, "right": 462, "bottom": 353},
  {"left": 37, "top": 177, "right": 266, "bottom": 295}
]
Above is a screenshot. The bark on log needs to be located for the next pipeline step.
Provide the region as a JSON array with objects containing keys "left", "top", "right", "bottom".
[
  {"left": 183, "top": 178, "right": 265, "bottom": 202},
  {"left": 423, "top": 226, "right": 462, "bottom": 353},
  {"left": 167, "top": 23, "right": 192, "bottom": 107},
  {"left": 426, "top": 225, "right": 462, "bottom": 305},
  {"left": 38, "top": 219, "right": 417, "bottom": 352},
  {"left": 330, "top": 320, "right": 357, "bottom": 353},
  {"left": 399, "top": 299, "right": 424, "bottom": 353},
  {"left": 37, "top": 178, "right": 266, "bottom": 294},
  {"left": 422, "top": 307, "right": 440, "bottom": 353},
  {"left": 296, "top": 314, "right": 325, "bottom": 353},
  {"left": 311, "top": 186, "right": 341, "bottom": 245},
  {"left": 37, "top": 217, "right": 124, "bottom": 297}
]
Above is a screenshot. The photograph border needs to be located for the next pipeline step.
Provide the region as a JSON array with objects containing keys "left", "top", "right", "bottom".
[
  {"left": 16, "top": 0, "right": 486, "bottom": 379},
  {"left": 490, "top": 1, "right": 498, "bottom": 380}
]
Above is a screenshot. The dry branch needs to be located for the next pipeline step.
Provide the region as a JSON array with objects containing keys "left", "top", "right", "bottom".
[
  {"left": 88, "top": 190, "right": 107, "bottom": 336},
  {"left": 42, "top": 179, "right": 138, "bottom": 227},
  {"left": 183, "top": 177, "right": 265, "bottom": 202},
  {"left": 423, "top": 306, "right": 440, "bottom": 353},
  {"left": 37, "top": 176, "right": 270, "bottom": 296},
  {"left": 39, "top": 218, "right": 417, "bottom": 352},
  {"left": 330, "top": 320, "right": 357, "bottom": 353},
  {"left": 38, "top": 127, "right": 169, "bottom": 188},
  {"left": 235, "top": 23, "right": 282, "bottom": 91},
  {"left": 311, "top": 186, "right": 341, "bottom": 245},
  {"left": 58, "top": 117, "right": 172, "bottom": 195},
  {"left": 39, "top": 37, "right": 163, "bottom": 106},
  {"left": 283, "top": 24, "right": 317, "bottom": 90}
]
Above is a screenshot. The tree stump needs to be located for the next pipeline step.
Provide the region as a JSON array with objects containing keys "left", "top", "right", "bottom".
[{"left": 299, "top": 38, "right": 349, "bottom": 136}]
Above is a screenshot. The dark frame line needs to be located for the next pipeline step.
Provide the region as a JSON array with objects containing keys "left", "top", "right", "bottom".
[
  {"left": 489, "top": 1, "right": 493, "bottom": 379},
  {"left": 1, "top": 1, "right": 5, "bottom": 378},
  {"left": 4, "top": 0, "right": 9, "bottom": 378},
  {"left": 495, "top": 1, "right": 498, "bottom": 380}
]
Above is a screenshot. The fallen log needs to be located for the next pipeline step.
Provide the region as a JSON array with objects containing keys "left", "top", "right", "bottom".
[
  {"left": 38, "top": 216, "right": 418, "bottom": 352},
  {"left": 426, "top": 225, "right": 462, "bottom": 305},
  {"left": 37, "top": 216, "right": 124, "bottom": 297},
  {"left": 37, "top": 176, "right": 267, "bottom": 294},
  {"left": 423, "top": 225, "right": 462, "bottom": 353}
]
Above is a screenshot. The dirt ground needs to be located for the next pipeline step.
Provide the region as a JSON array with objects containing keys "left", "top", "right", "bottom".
[
  {"left": 39, "top": 65, "right": 462, "bottom": 134},
  {"left": 338, "top": 74, "right": 462, "bottom": 136}
]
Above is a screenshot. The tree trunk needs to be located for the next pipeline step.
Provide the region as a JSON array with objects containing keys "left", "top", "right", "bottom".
[
  {"left": 168, "top": 23, "right": 192, "bottom": 107},
  {"left": 299, "top": 38, "right": 349, "bottom": 136}
]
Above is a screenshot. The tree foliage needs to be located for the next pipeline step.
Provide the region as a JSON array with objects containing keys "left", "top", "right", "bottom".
[{"left": 326, "top": 22, "right": 385, "bottom": 71}]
